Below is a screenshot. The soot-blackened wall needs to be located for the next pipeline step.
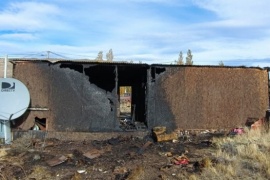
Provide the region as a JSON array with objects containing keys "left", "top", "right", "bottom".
[
  {"left": 147, "top": 66, "right": 269, "bottom": 130},
  {"left": 13, "top": 61, "right": 269, "bottom": 132},
  {"left": 13, "top": 61, "right": 120, "bottom": 132}
]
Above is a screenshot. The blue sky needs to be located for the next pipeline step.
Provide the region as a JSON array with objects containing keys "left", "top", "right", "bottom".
[{"left": 0, "top": 0, "right": 270, "bottom": 66}]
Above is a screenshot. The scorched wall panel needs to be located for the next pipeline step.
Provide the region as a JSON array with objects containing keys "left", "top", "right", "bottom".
[
  {"left": 49, "top": 64, "right": 119, "bottom": 132},
  {"left": 13, "top": 62, "right": 51, "bottom": 129},
  {"left": 13, "top": 62, "right": 119, "bottom": 132},
  {"left": 148, "top": 66, "right": 269, "bottom": 130}
]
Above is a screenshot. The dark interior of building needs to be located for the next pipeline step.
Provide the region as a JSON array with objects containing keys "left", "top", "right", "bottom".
[
  {"left": 83, "top": 63, "right": 149, "bottom": 131},
  {"left": 117, "top": 65, "right": 148, "bottom": 130}
]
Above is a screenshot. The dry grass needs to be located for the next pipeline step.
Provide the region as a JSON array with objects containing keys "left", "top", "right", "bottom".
[
  {"left": 11, "top": 134, "right": 34, "bottom": 152},
  {"left": 194, "top": 128, "right": 270, "bottom": 180}
]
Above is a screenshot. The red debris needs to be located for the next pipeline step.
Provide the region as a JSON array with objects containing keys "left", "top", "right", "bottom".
[
  {"left": 172, "top": 155, "right": 189, "bottom": 165},
  {"left": 233, "top": 128, "right": 244, "bottom": 135}
]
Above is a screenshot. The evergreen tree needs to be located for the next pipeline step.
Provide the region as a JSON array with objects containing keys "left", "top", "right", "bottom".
[
  {"left": 185, "top": 49, "right": 193, "bottom": 65},
  {"left": 219, "top": 61, "right": 224, "bottom": 66},
  {"left": 177, "top": 51, "right": 184, "bottom": 65},
  {"left": 96, "top": 51, "right": 103, "bottom": 61},
  {"left": 106, "top": 49, "right": 113, "bottom": 61}
]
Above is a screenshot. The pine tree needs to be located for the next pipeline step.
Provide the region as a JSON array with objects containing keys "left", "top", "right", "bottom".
[
  {"left": 96, "top": 51, "right": 103, "bottom": 61},
  {"left": 219, "top": 61, "right": 224, "bottom": 66},
  {"left": 177, "top": 51, "right": 184, "bottom": 65},
  {"left": 185, "top": 49, "right": 193, "bottom": 65},
  {"left": 106, "top": 49, "right": 113, "bottom": 61}
]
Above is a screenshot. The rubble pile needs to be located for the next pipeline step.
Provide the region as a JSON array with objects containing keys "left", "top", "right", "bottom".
[
  {"left": 1, "top": 116, "right": 267, "bottom": 179},
  {"left": 0, "top": 130, "right": 221, "bottom": 179}
]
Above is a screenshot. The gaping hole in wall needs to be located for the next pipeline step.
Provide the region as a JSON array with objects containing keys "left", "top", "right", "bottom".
[
  {"left": 84, "top": 65, "right": 115, "bottom": 92},
  {"left": 118, "top": 65, "right": 148, "bottom": 131},
  {"left": 32, "top": 117, "right": 46, "bottom": 131},
  {"left": 156, "top": 67, "right": 166, "bottom": 74},
  {"left": 151, "top": 67, "right": 166, "bottom": 82},
  {"left": 60, "top": 64, "right": 83, "bottom": 73}
]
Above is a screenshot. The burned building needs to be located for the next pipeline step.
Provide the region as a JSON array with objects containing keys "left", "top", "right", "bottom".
[{"left": 9, "top": 59, "right": 269, "bottom": 133}]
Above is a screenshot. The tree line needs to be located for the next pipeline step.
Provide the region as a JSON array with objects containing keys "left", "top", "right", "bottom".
[
  {"left": 94, "top": 49, "right": 224, "bottom": 66},
  {"left": 175, "top": 49, "right": 193, "bottom": 65},
  {"left": 95, "top": 49, "right": 114, "bottom": 61}
]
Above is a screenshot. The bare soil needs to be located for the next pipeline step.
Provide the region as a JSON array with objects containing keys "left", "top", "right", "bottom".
[{"left": 0, "top": 132, "right": 224, "bottom": 180}]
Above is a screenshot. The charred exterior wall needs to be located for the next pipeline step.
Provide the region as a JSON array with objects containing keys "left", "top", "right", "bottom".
[
  {"left": 12, "top": 62, "right": 50, "bottom": 130},
  {"left": 147, "top": 66, "right": 269, "bottom": 130},
  {"left": 13, "top": 61, "right": 269, "bottom": 132},
  {"left": 13, "top": 61, "right": 120, "bottom": 132}
]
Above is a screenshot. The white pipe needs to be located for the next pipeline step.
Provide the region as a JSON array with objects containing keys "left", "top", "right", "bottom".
[
  {"left": 4, "top": 121, "right": 11, "bottom": 144},
  {"left": 3, "top": 54, "right": 11, "bottom": 144},
  {"left": 4, "top": 55, "right": 8, "bottom": 78}
]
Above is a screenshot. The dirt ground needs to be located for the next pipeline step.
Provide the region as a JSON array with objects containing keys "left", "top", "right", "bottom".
[{"left": 0, "top": 131, "right": 224, "bottom": 180}]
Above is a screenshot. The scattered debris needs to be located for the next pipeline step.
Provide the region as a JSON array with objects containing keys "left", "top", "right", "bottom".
[
  {"left": 153, "top": 126, "right": 166, "bottom": 135},
  {"left": 200, "top": 130, "right": 210, "bottom": 134},
  {"left": 171, "top": 155, "right": 189, "bottom": 165},
  {"left": 153, "top": 126, "right": 178, "bottom": 142},
  {"left": 245, "top": 117, "right": 259, "bottom": 127},
  {"left": 1, "top": 133, "right": 225, "bottom": 179},
  {"left": 251, "top": 118, "right": 265, "bottom": 130},
  {"left": 155, "top": 132, "right": 178, "bottom": 142},
  {"left": 228, "top": 128, "right": 245, "bottom": 136},
  {"left": 245, "top": 117, "right": 266, "bottom": 130},
  {"left": 228, "top": 117, "right": 267, "bottom": 136},
  {"left": 119, "top": 115, "right": 136, "bottom": 131},
  {"left": 165, "top": 152, "right": 173, "bottom": 157},
  {"left": 77, "top": 169, "right": 86, "bottom": 174},
  {"left": 83, "top": 149, "right": 103, "bottom": 159},
  {"left": 46, "top": 155, "right": 67, "bottom": 167}
]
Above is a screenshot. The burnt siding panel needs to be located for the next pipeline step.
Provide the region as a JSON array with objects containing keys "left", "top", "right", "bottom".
[
  {"left": 49, "top": 64, "right": 119, "bottom": 132},
  {"left": 147, "top": 68, "right": 176, "bottom": 131},
  {"left": 158, "top": 67, "right": 268, "bottom": 130},
  {"left": 13, "top": 63, "right": 50, "bottom": 129},
  {"left": 82, "top": 81, "right": 119, "bottom": 131},
  {"left": 49, "top": 64, "right": 84, "bottom": 131},
  {"left": 13, "top": 63, "right": 50, "bottom": 107},
  {"left": 82, "top": 64, "right": 119, "bottom": 131}
]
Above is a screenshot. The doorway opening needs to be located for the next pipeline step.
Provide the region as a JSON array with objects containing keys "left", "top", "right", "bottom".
[{"left": 117, "top": 65, "right": 148, "bottom": 131}]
